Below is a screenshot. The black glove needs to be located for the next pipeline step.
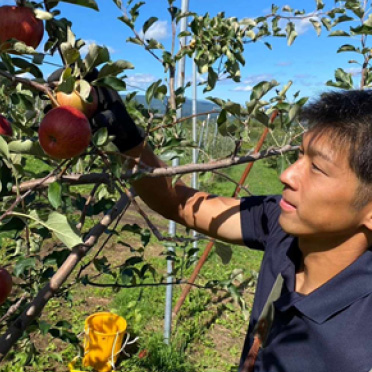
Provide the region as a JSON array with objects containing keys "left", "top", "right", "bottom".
[
  {"left": 46, "top": 67, "right": 145, "bottom": 153},
  {"left": 91, "top": 87, "right": 145, "bottom": 153}
]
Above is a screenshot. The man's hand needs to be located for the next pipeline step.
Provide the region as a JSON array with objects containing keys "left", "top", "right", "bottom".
[
  {"left": 90, "top": 87, "right": 145, "bottom": 153},
  {"left": 47, "top": 67, "right": 145, "bottom": 153}
]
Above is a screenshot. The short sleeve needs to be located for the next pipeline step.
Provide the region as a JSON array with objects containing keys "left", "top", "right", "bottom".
[{"left": 240, "top": 195, "right": 282, "bottom": 250}]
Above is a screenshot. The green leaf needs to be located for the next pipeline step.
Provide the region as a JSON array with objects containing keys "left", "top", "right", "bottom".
[
  {"left": 337, "top": 44, "right": 358, "bottom": 53},
  {"left": 205, "top": 67, "right": 218, "bottom": 92},
  {"left": 224, "top": 101, "right": 241, "bottom": 116},
  {"left": 59, "top": 0, "right": 99, "bottom": 11},
  {"left": 48, "top": 182, "right": 62, "bottom": 209},
  {"left": 288, "top": 104, "right": 300, "bottom": 122},
  {"left": 363, "top": 14, "right": 372, "bottom": 27},
  {"left": 93, "top": 127, "right": 109, "bottom": 147},
  {"left": 250, "top": 80, "right": 279, "bottom": 100},
  {"left": 118, "top": 15, "right": 134, "bottom": 29},
  {"left": 12, "top": 211, "right": 83, "bottom": 249},
  {"left": 112, "top": 0, "right": 122, "bottom": 9},
  {"left": 94, "top": 76, "right": 127, "bottom": 91},
  {"left": 143, "top": 17, "right": 158, "bottom": 34},
  {"left": 11, "top": 57, "right": 43, "bottom": 79},
  {"left": 329, "top": 30, "right": 350, "bottom": 37},
  {"left": 146, "top": 39, "right": 165, "bottom": 50},
  {"left": 286, "top": 22, "right": 297, "bottom": 46},
  {"left": 97, "top": 60, "right": 134, "bottom": 79},
  {"left": 34, "top": 9, "right": 54, "bottom": 21},
  {"left": 321, "top": 17, "right": 332, "bottom": 31},
  {"left": 83, "top": 44, "right": 110, "bottom": 72},
  {"left": 215, "top": 241, "right": 232, "bottom": 265},
  {"left": 0, "top": 136, "right": 9, "bottom": 159},
  {"left": 77, "top": 79, "right": 91, "bottom": 100},
  {"left": 127, "top": 36, "right": 143, "bottom": 46},
  {"left": 146, "top": 80, "right": 161, "bottom": 105},
  {"left": 11, "top": 42, "right": 38, "bottom": 55},
  {"left": 309, "top": 19, "right": 321, "bottom": 36},
  {"left": 14, "top": 257, "right": 36, "bottom": 277},
  {"left": 60, "top": 43, "right": 80, "bottom": 65}
]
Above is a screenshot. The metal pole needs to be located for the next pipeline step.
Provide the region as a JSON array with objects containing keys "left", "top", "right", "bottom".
[
  {"left": 164, "top": 0, "right": 189, "bottom": 345},
  {"left": 191, "top": 55, "right": 198, "bottom": 257},
  {"left": 192, "top": 56, "right": 198, "bottom": 189}
]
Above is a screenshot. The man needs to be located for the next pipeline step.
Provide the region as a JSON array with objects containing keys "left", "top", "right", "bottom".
[{"left": 92, "top": 88, "right": 372, "bottom": 372}]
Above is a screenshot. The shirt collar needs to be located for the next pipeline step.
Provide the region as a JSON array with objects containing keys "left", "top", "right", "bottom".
[{"left": 275, "top": 244, "right": 372, "bottom": 324}]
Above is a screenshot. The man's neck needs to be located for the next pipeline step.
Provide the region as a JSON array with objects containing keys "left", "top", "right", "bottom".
[{"left": 295, "top": 232, "right": 370, "bottom": 295}]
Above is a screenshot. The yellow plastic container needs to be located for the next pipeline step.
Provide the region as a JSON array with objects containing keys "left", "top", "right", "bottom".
[{"left": 82, "top": 312, "right": 127, "bottom": 372}]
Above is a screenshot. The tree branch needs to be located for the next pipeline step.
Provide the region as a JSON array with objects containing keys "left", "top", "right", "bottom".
[
  {"left": 0, "top": 70, "right": 58, "bottom": 106},
  {"left": 13, "top": 145, "right": 298, "bottom": 193}
]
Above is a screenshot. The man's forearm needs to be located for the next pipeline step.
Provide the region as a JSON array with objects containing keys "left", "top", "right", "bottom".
[{"left": 125, "top": 142, "right": 197, "bottom": 224}]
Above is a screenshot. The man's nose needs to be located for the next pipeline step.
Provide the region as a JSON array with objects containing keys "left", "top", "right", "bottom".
[{"left": 280, "top": 160, "right": 301, "bottom": 190}]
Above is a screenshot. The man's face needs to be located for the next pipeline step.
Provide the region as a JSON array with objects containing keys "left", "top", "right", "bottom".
[{"left": 279, "top": 131, "right": 369, "bottom": 241}]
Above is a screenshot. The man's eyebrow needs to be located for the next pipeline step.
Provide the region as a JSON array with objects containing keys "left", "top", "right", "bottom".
[{"left": 306, "top": 145, "right": 334, "bottom": 163}]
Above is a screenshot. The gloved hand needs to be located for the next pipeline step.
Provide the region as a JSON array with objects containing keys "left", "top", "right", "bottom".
[
  {"left": 91, "top": 86, "right": 145, "bottom": 153},
  {"left": 46, "top": 67, "right": 145, "bottom": 153}
]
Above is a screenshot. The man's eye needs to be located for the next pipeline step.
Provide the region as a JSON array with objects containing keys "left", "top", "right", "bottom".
[{"left": 311, "top": 163, "right": 322, "bottom": 173}]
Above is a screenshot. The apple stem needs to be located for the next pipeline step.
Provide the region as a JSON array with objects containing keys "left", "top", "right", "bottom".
[
  {"left": 16, "top": 0, "right": 26, "bottom": 6},
  {"left": 47, "top": 91, "right": 60, "bottom": 107}
]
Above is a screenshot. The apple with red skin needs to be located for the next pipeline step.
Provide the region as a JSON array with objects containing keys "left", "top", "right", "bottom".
[
  {"left": 0, "top": 268, "right": 12, "bottom": 305},
  {"left": 0, "top": 6, "right": 44, "bottom": 50},
  {"left": 0, "top": 114, "right": 13, "bottom": 136},
  {"left": 38, "top": 106, "right": 92, "bottom": 159},
  {"left": 55, "top": 86, "right": 98, "bottom": 119}
]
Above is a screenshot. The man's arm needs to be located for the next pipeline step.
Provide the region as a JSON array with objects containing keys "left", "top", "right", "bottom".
[
  {"left": 89, "top": 86, "right": 244, "bottom": 244},
  {"left": 126, "top": 143, "right": 244, "bottom": 245}
]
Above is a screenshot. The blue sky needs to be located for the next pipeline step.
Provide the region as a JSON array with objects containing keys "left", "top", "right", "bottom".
[{"left": 0, "top": 0, "right": 365, "bottom": 104}]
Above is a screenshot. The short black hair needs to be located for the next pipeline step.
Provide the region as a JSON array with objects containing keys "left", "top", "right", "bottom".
[{"left": 300, "top": 90, "right": 372, "bottom": 208}]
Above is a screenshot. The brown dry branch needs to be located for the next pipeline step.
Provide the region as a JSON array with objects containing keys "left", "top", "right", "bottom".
[
  {"left": 0, "top": 69, "right": 58, "bottom": 106},
  {"left": 0, "top": 295, "right": 27, "bottom": 325},
  {"left": 13, "top": 144, "right": 299, "bottom": 193},
  {"left": 0, "top": 193, "right": 130, "bottom": 361},
  {"left": 2, "top": 160, "right": 69, "bottom": 223}
]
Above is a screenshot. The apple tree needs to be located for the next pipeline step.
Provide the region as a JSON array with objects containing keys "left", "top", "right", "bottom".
[{"left": 0, "top": 0, "right": 370, "bottom": 368}]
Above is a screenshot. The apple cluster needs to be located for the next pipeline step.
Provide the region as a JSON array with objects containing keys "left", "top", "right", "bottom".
[{"left": 0, "top": 5, "right": 97, "bottom": 160}]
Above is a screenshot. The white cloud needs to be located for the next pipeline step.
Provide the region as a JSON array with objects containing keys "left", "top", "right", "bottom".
[
  {"left": 276, "top": 61, "right": 292, "bottom": 67},
  {"left": 279, "top": 17, "right": 316, "bottom": 36},
  {"left": 232, "top": 85, "right": 253, "bottom": 92},
  {"left": 80, "top": 40, "right": 115, "bottom": 56},
  {"left": 139, "top": 21, "right": 169, "bottom": 40},
  {"left": 126, "top": 73, "right": 158, "bottom": 90},
  {"left": 345, "top": 67, "right": 362, "bottom": 76},
  {"left": 243, "top": 73, "right": 275, "bottom": 85}
]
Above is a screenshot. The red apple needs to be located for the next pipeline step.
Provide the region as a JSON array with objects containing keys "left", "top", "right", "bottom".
[
  {"left": 0, "top": 114, "right": 13, "bottom": 136},
  {"left": 55, "top": 86, "right": 98, "bottom": 119},
  {"left": 38, "top": 106, "right": 92, "bottom": 159},
  {"left": 0, "top": 5, "right": 44, "bottom": 51},
  {"left": 0, "top": 268, "right": 12, "bottom": 305}
]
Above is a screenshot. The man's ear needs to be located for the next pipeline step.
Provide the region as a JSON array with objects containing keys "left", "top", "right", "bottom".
[{"left": 361, "top": 203, "right": 372, "bottom": 231}]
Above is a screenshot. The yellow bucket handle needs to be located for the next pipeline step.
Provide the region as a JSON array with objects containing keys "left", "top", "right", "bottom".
[
  {"left": 78, "top": 327, "right": 139, "bottom": 371},
  {"left": 109, "top": 332, "right": 139, "bottom": 369}
]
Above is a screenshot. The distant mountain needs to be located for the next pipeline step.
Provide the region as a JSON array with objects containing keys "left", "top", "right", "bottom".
[{"left": 124, "top": 94, "right": 219, "bottom": 118}]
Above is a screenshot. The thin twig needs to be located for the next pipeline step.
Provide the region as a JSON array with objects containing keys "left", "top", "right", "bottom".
[
  {"left": 212, "top": 170, "right": 252, "bottom": 196},
  {"left": 0, "top": 295, "right": 27, "bottom": 325},
  {"left": 1, "top": 160, "right": 69, "bottom": 223},
  {"left": 0, "top": 70, "right": 58, "bottom": 106}
]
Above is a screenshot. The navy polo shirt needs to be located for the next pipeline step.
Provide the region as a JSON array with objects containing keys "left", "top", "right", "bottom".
[{"left": 239, "top": 195, "right": 372, "bottom": 372}]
